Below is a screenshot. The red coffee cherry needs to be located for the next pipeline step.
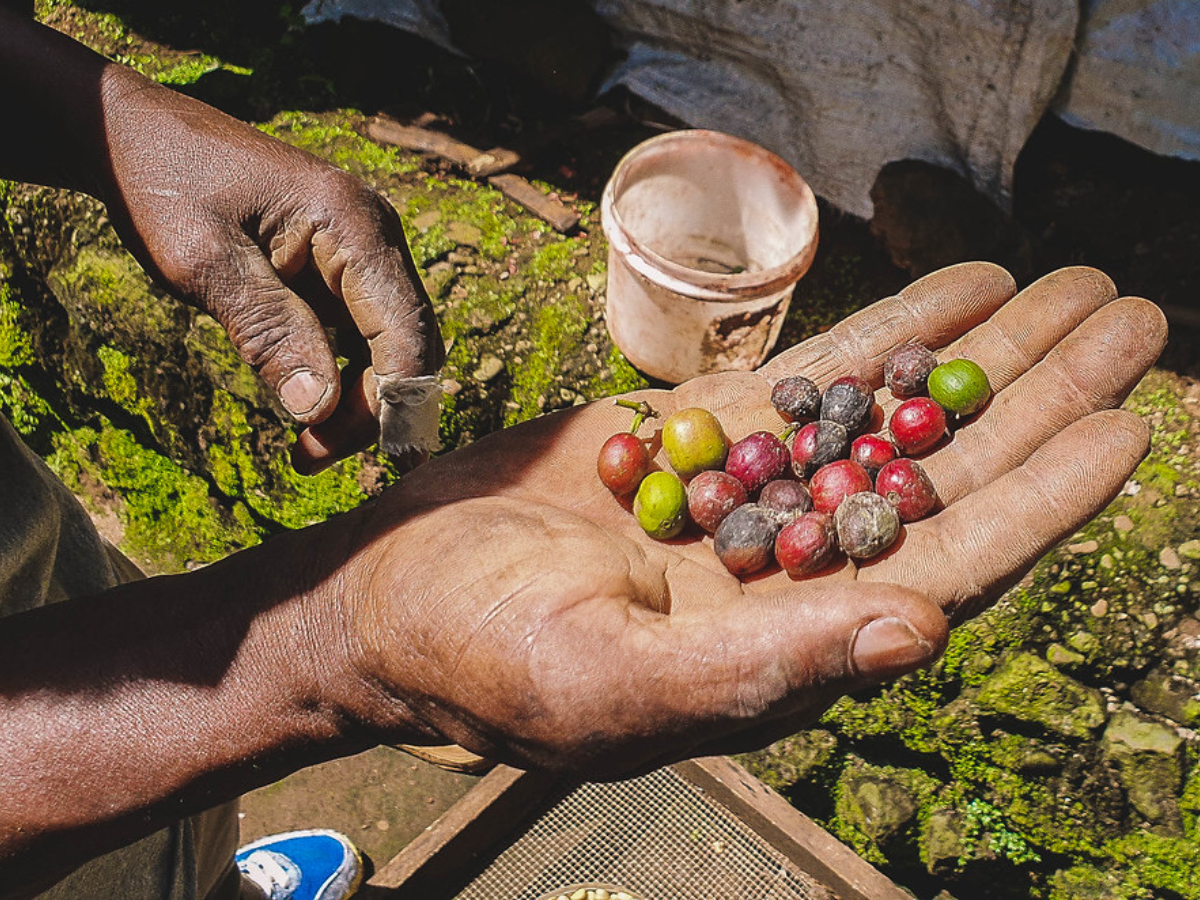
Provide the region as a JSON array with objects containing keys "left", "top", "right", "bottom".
[
  {"left": 810, "top": 460, "right": 874, "bottom": 515},
  {"left": 876, "top": 458, "right": 937, "bottom": 522},
  {"left": 687, "top": 470, "right": 748, "bottom": 533},
  {"left": 889, "top": 397, "right": 947, "bottom": 456},
  {"left": 850, "top": 434, "right": 899, "bottom": 478},
  {"left": 775, "top": 511, "right": 838, "bottom": 577}
]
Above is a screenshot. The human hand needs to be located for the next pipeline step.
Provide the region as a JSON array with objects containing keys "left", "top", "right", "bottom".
[
  {"left": 325, "top": 264, "right": 1163, "bottom": 777},
  {"left": 94, "top": 67, "right": 443, "bottom": 472}
]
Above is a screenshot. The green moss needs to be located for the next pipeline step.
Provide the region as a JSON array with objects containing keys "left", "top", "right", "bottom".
[
  {"left": 0, "top": 371, "right": 54, "bottom": 436},
  {"left": 1103, "top": 831, "right": 1200, "bottom": 899},
  {"left": 47, "top": 421, "right": 258, "bottom": 570},
  {"left": 260, "top": 111, "right": 421, "bottom": 181},
  {"left": 205, "top": 389, "right": 367, "bottom": 530},
  {"left": 403, "top": 176, "right": 518, "bottom": 266},
  {"left": 98, "top": 344, "right": 153, "bottom": 419},
  {"left": 49, "top": 245, "right": 180, "bottom": 341},
  {"left": 584, "top": 345, "right": 649, "bottom": 399},
  {"left": 0, "top": 281, "right": 34, "bottom": 367},
  {"left": 975, "top": 652, "right": 1106, "bottom": 739},
  {"left": 437, "top": 275, "right": 520, "bottom": 342},
  {"left": 960, "top": 798, "right": 1041, "bottom": 865},
  {"left": 505, "top": 295, "right": 589, "bottom": 426},
  {"left": 526, "top": 240, "right": 577, "bottom": 283}
]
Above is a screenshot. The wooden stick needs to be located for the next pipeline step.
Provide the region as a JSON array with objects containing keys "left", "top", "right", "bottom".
[{"left": 366, "top": 116, "right": 581, "bottom": 233}]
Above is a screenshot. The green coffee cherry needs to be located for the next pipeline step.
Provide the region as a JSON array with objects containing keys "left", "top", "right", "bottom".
[
  {"left": 661, "top": 408, "right": 729, "bottom": 479},
  {"left": 928, "top": 359, "right": 992, "bottom": 416},
  {"left": 634, "top": 471, "right": 688, "bottom": 539}
]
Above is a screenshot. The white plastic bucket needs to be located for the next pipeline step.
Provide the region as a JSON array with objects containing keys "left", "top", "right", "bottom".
[{"left": 600, "top": 130, "right": 818, "bottom": 384}]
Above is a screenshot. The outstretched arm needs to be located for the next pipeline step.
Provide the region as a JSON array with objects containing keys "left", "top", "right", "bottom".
[
  {"left": 0, "top": 263, "right": 1164, "bottom": 896},
  {"left": 0, "top": 9, "right": 443, "bottom": 471}
]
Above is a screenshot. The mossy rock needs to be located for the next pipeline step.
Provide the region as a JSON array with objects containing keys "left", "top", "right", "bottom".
[
  {"left": 976, "top": 651, "right": 1107, "bottom": 740},
  {"left": 1102, "top": 710, "right": 1185, "bottom": 830},
  {"left": 735, "top": 729, "right": 839, "bottom": 794},
  {"left": 1129, "top": 668, "right": 1200, "bottom": 728}
]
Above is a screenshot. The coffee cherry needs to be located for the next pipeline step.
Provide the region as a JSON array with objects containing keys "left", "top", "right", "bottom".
[
  {"left": 849, "top": 434, "right": 898, "bottom": 478},
  {"left": 633, "top": 471, "right": 688, "bottom": 540},
  {"left": 834, "top": 491, "right": 901, "bottom": 559},
  {"left": 810, "top": 460, "right": 874, "bottom": 515},
  {"left": 597, "top": 432, "right": 651, "bottom": 495},
  {"left": 884, "top": 342, "right": 938, "bottom": 398},
  {"left": 687, "top": 470, "right": 748, "bottom": 533},
  {"left": 889, "top": 397, "right": 947, "bottom": 456},
  {"left": 726, "top": 431, "right": 791, "bottom": 493},
  {"left": 759, "top": 479, "right": 813, "bottom": 522},
  {"left": 791, "top": 420, "right": 849, "bottom": 478},
  {"left": 820, "top": 376, "right": 875, "bottom": 436},
  {"left": 928, "top": 359, "right": 992, "bottom": 417},
  {"left": 775, "top": 511, "right": 838, "bottom": 577},
  {"left": 771, "top": 375, "right": 822, "bottom": 422},
  {"left": 661, "top": 408, "right": 729, "bottom": 480},
  {"left": 714, "top": 503, "right": 780, "bottom": 576},
  {"left": 876, "top": 458, "right": 937, "bottom": 522}
]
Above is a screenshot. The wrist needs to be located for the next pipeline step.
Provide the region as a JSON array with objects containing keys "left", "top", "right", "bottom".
[{"left": 0, "top": 11, "right": 115, "bottom": 193}]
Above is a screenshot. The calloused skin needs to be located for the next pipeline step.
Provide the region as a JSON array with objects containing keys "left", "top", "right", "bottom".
[{"left": 338, "top": 263, "right": 1166, "bottom": 774}]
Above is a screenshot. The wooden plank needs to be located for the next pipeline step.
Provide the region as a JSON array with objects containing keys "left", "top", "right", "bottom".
[
  {"left": 362, "top": 765, "right": 563, "bottom": 898},
  {"left": 366, "top": 118, "right": 480, "bottom": 167},
  {"left": 488, "top": 173, "right": 581, "bottom": 234},
  {"left": 676, "top": 757, "right": 911, "bottom": 900},
  {"left": 464, "top": 147, "right": 523, "bottom": 177}
]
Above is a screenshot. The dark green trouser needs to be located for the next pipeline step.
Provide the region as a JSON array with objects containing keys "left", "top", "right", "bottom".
[{"left": 0, "top": 417, "right": 242, "bottom": 900}]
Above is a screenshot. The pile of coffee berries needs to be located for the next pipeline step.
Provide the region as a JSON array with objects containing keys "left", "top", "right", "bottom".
[{"left": 597, "top": 342, "right": 991, "bottom": 578}]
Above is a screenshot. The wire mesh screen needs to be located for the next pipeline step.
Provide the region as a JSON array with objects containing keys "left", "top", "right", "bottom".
[{"left": 453, "top": 766, "right": 834, "bottom": 900}]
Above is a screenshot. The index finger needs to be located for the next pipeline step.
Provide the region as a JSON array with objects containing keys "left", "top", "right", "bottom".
[{"left": 758, "top": 261, "right": 1017, "bottom": 385}]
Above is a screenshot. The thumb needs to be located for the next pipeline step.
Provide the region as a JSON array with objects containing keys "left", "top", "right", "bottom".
[
  {"left": 648, "top": 580, "right": 948, "bottom": 732},
  {"left": 209, "top": 249, "right": 342, "bottom": 425}
]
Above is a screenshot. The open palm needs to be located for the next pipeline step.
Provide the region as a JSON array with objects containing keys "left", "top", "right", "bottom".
[{"left": 340, "top": 263, "right": 1164, "bottom": 777}]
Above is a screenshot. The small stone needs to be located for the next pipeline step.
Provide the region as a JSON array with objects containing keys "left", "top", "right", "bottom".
[
  {"left": 446, "top": 221, "right": 482, "bottom": 246},
  {"left": 1114, "top": 515, "right": 1135, "bottom": 533},
  {"left": 1161, "top": 547, "right": 1182, "bottom": 570},
  {"left": 441, "top": 378, "right": 462, "bottom": 396},
  {"left": 472, "top": 354, "right": 504, "bottom": 383},
  {"left": 1046, "top": 643, "right": 1085, "bottom": 667},
  {"left": 1100, "top": 554, "right": 1114, "bottom": 569},
  {"left": 1179, "top": 540, "right": 1200, "bottom": 560},
  {"left": 413, "top": 209, "right": 440, "bottom": 231},
  {"left": 1090, "top": 599, "right": 1109, "bottom": 617},
  {"left": 1068, "top": 539, "right": 1100, "bottom": 554},
  {"left": 375, "top": 819, "right": 389, "bottom": 831},
  {"left": 586, "top": 271, "right": 607, "bottom": 292}
]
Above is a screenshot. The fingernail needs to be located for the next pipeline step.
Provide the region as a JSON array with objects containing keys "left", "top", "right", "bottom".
[
  {"left": 279, "top": 370, "right": 328, "bottom": 418},
  {"left": 850, "top": 617, "right": 934, "bottom": 680}
]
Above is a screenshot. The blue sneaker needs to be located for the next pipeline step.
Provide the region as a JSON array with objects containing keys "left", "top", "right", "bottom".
[{"left": 236, "top": 829, "right": 363, "bottom": 900}]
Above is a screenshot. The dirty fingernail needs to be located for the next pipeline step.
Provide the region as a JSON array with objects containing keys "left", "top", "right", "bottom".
[
  {"left": 279, "top": 370, "right": 328, "bottom": 418},
  {"left": 851, "top": 616, "right": 935, "bottom": 680}
]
